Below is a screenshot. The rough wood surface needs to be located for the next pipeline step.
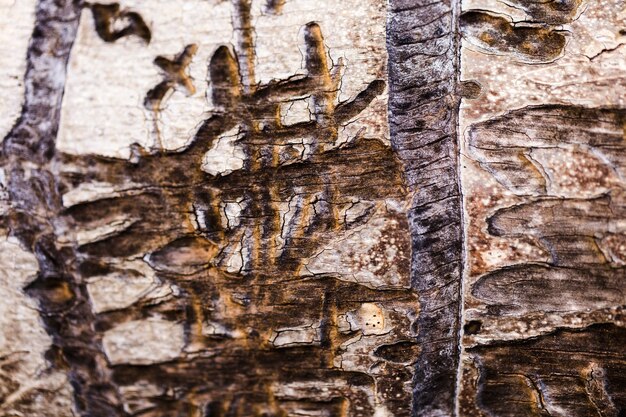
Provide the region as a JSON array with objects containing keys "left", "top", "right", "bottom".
[
  {"left": 458, "top": 0, "right": 626, "bottom": 415},
  {"left": 387, "top": 0, "right": 463, "bottom": 415},
  {"left": 2, "top": 1, "right": 417, "bottom": 416},
  {"left": 0, "top": 0, "right": 625, "bottom": 416}
]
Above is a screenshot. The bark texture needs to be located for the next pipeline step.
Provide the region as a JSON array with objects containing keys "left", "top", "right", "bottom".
[
  {"left": 458, "top": 0, "right": 626, "bottom": 415},
  {"left": 0, "top": 0, "right": 625, "bottom": 416},
  {"left": 387, "top": 1, "right": 463, "bottom": 415}
]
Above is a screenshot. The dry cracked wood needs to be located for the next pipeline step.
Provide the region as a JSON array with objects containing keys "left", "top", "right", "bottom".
[
  {"left": 0, "top": 0, "right": 624, "bottom": 416},
  {"left": 459, "top": 0, "right": 626, "bottom": 416}
]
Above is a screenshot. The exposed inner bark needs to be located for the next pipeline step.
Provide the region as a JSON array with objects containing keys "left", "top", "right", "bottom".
[
  {"left": 2, "top": 0, "right": 625, "bottom": 416},
  {"left": 3, "top": 1, "right": 419, "bottom": 416}
]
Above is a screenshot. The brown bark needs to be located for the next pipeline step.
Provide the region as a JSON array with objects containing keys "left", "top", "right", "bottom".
[{"left": 0, "top": 0, "right": 624, "bottom": 416}]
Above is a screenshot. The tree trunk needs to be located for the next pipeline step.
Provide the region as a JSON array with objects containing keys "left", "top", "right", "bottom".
[{"left": 0, "top": 0, "right": 624, "bottom": 416}]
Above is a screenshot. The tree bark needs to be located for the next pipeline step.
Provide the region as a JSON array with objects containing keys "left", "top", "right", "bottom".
[{"left": 0, "top": 0, "right": 624, "bottom": 416}]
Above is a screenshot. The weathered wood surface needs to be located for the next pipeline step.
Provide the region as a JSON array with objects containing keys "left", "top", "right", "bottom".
[
  {"left": 2, "top": 1, "right": 416, "bottom": 416},
  {"left": 0, "top": 0, "right": 624, "bottom": 416},
  {"left": 387, "top": 0, "right": 463, "bottom": 415},
  {"left": 458, "top": 0, "right": 626, "bottom": 415}
]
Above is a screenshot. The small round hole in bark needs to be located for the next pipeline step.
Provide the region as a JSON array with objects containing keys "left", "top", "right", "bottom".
[{"left": 464, "top": 320, "right": 482, "bottom": 335}]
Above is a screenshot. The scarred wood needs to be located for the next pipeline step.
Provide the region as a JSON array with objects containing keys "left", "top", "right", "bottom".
[
  {"left": 387, "top": 0, "right": 464, "bottom": 415},
  {"left": 1, "top": 0, "right": 625, "bottom": 416}
]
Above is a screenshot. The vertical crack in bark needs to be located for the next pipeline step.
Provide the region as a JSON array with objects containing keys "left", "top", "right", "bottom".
[
  {"left": 387, "top": 0, "right": 464, "bottom": 415},
  {"left": 1, "top": 1, "right": 127, "bottom": 415}
]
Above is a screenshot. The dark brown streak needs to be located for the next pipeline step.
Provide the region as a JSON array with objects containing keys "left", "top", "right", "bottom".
[
  {"left": 89, "top": 3, "right": 151, "bottom": 44},
  {"left": 53, "top": 15, "right": 416, "bottom": 416},
  {"left": 2, "top": 1, "right": 127, "bottom": 416},
  {"left": 387, "top": 0, "right": 464, "bottom": 415}
]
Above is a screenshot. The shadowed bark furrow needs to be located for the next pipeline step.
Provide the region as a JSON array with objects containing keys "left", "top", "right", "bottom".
[
  {"left": 468, "top": 106, "right": 626, "bottom": 319},
  {"left": 463, "top": 324, "right": 626, "bottom": 416}
]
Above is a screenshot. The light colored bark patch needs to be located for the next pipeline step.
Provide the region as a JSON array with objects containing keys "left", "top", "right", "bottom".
[
  {"left": 201, "top": 126, "right": 246, "bottom": 176},
  {"left": 58, "top": 0, "right": 389, "bottom": 159},
  {"left": 62, "top": 181, "right": 146, "bottom": 207},
  {"left": 0, "top": 0, "right": 36, "bottom": 141},
  {"left": 270, "top": 322, "right": 321, "bottom": 347},
  {"left": 0, "top": 237, "right": 74, "bottom": 417},
  {"left": 303, "top": 201, "right": 411, "bottom": 289},
  {"left": 102, "top": 318, "right": 186, "bottom": 365},
  {"left": 86, "top": 265, "right": 173, "bottom": 313},
  {"left": 59, "top": 0, "right": 231, "bottom": 157},
  {"left": 461, "top": 0, "right": 625, "bottom": 125}
]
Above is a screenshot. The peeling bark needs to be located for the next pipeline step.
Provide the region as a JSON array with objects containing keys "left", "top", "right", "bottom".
[{"left": 1, "top": 0, "right": 625, "bottom": 416}]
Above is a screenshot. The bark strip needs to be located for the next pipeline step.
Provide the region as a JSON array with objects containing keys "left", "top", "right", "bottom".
[
  {"left": 386, "top": 0, "right": 463, "bottom": 415},
  {"left": 2, "top": 1, "right": 127, "bottom": 415}
]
